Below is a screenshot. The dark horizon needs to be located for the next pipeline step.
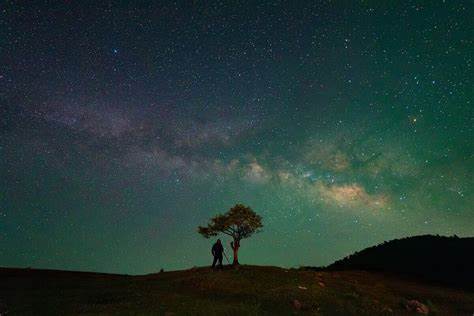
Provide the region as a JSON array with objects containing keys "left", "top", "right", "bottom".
[{"left": 2, "top": 233, "right": 472, "bottom": 276}]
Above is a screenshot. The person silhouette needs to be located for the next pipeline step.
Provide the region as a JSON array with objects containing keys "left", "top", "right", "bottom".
[{"left": 211, "top": 239, "right": 224, "bottom": 269}]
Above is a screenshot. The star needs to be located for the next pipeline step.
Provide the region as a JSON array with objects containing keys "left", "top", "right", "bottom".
[{"left": 1, "top": 1, "right": 472, "bottom": 274}]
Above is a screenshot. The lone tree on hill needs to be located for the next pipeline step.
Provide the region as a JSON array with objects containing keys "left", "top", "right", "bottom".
[{"left": 198, "top": 204, "right": 263, "bottom": 265}]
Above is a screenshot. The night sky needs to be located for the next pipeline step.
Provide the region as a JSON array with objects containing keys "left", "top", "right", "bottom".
[{"left": 1, "top": 2, "right": 473, "bottom": 274}]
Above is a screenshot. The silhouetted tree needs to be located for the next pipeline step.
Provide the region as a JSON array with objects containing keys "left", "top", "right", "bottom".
[{"left": 198, "top": 204, "right": 263, "bottom": 265}]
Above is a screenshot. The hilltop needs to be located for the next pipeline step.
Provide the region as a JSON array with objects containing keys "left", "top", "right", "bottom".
[
  {"left": 1, "top": 235, "right": 474, "bottom": 315},
  {"left": 324, "top": 235, "right": 474, "bottom": 290}
]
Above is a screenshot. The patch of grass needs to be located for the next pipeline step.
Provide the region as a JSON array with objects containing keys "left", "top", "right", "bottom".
[
  {"left": 1, "top": 266, "right": 474, "bottom": 315},
  {"left": 426, "top": 299, "right": 439, "bottom": 315}
]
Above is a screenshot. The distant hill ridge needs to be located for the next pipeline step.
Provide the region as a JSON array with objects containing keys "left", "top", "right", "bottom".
[{"left": 323, "top": 235, "right": 474, "bottom": 290}]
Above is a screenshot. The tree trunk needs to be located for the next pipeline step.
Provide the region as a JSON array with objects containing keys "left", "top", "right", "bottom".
[{"left": 231, "top": 239, "right": 240, "bottom": 265}]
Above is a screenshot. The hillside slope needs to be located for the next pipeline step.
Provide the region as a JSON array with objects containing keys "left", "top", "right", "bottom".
[
  {"left": 1, "top": 265, "right": 474, "bottom": 315},
  {"left": 327, "top": 235, "right": 474, "bottom": 290}
]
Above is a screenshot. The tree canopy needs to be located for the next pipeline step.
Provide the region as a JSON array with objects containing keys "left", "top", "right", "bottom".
[{"left": 198, "top": 204, "right": 263, "bottom": 241}]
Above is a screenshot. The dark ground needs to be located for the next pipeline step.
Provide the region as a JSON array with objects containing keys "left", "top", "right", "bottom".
[{"left": 1, "top": 265, "right": 474, "bottom": 315}]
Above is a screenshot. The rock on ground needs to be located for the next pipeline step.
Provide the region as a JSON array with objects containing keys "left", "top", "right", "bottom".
[{"left": 405, "top": 300, "right": 429, "bottom": 314}]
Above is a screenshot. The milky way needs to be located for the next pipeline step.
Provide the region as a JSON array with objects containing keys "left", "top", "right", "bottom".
[{"left": 1, "top": 2, "right": 473, "bottom": 274}]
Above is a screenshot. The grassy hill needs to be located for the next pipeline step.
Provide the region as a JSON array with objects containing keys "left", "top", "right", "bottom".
[
  {"left": 326, "top": 235, "right": 474, "bottom": 290},
  {"left": 1, "top": 265, "right": 474, "bottom": 315}
]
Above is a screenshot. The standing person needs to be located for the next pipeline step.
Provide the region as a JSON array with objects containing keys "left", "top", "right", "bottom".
[{"left": 211, "top": 239, "right": 224, "bottom": 269}]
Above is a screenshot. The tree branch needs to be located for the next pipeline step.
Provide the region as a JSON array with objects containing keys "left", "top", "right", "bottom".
[
  {"left": 223, "top": 228, "right": 235, "bottom": 235},
  {"left": 221, "top": 230, "right": 234, "bottom": 237}
]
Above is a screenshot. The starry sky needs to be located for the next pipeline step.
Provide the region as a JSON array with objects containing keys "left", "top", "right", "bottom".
[{"left": 1, "top": 1, "right": 473, "bottom": 274}]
